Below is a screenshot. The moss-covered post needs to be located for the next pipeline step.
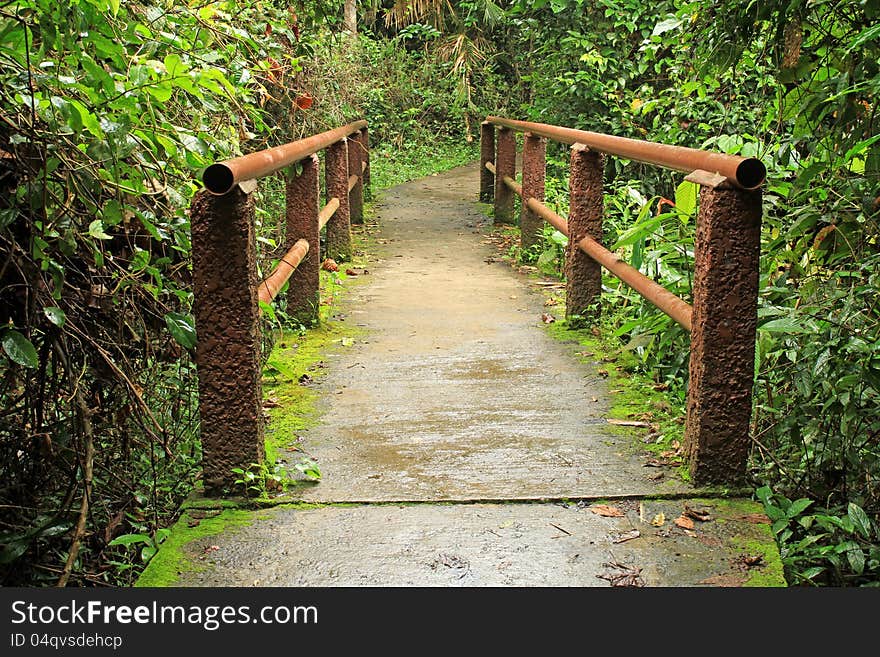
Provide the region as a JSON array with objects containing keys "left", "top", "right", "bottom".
[
  {"left": 494, "top": 127, "right": 516, "bottom": 224},
  {"left": 520, "top": 132, "right": 546, "bottom": 256},
  {"left": 480, "top": 121, "right": 495, "bottom": 203},
  {"left": 325, "top": 137, "right": 352, "bottom": 262},
  {"left": 190, "top": 187, "right": 264, "bottom": 495},
  {"left": 285, "top": 154, "right": 320, "bottom": 326},
  {"left": 564, "top": 144, "right": 605, "bottom": 321},
  {"left": 348, "top": 130, "right": 364, "bottom": 225},
  {"left": 685, "top": 182, "right": 762, "bottom": 485}
]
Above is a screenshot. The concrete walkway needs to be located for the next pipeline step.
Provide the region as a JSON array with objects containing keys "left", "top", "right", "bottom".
[{"left": 141, "top": 163, "right": 784, "bottom": 587}]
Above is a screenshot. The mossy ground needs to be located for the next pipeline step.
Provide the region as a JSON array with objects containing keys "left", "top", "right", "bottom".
[{"left": 135, "top": 508, "right": 255, "bottom": 587}]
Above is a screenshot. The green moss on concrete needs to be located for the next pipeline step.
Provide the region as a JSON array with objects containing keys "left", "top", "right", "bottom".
[
  {"left": 135, "top": 509, "right": 254, "bottom": 587},
  {"left": 697, "top": 497, "right": 787, "bottom": 587}
]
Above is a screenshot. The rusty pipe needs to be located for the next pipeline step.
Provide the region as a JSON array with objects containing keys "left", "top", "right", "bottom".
[
  {"left": 524, "top": 198, "right": 693, "bottom": 331},
  {"left": 487, "top": 116, "right": 765, "bottom": 190},
  {"left": 502, "top": 175, "right": 522, "bottom": 196},
  {"left": 257, "top": 238, "right": 310, "bottom": 305},
  {"left": 347, "top": 173, "right": 359, "bottom": 193},
  {"left": 318, "top": 197, "right": 340, "bottom": 230},
  {"left": 203, "top": 120, "right": 368, "bottom": 195},
  {"left": 485, "top": 161, "right": 496, "bottom": 174}
]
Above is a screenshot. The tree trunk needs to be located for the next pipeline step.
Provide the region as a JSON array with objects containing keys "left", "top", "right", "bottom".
[{"left": 344, "top": 0, "right": 356, "bottom": 36}]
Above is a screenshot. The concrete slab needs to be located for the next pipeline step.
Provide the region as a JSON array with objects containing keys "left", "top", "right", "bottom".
[{"left": 153, "top": 499, "right": 782, "bottom": 587}]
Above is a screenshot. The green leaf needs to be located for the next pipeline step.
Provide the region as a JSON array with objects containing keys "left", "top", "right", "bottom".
[
  {"left": 652, "top": 17, "right": 682, "bottom": 36},
  {"left": 108, "top": 0, "right": 121, "bottom": 17},
  {"left": 164, "top": 312, "right": 196, "bottom": 350},
  {"left": 799, "top": 566, "right": 825, "bottom": 581},
  {"left": 674, "top": 180, "right": 697, "bottom": 218},
  {"left": 164, "top": 54, "right": 185, "bottom": 78},
  {"left": 848, "top": 503, "right": 872, "bottom": 539},
  {"left": 108, "top": 533, "right": 152, "bottom": 547},
  {"left": 88, "top": 219, "right": 112, "bottom": 240},
  {"left": 0, "top": 539, "right": 30, "bottom": 564},
  {"left": 2, "top": 330, "right": 38, "bottom": 368},
  {"left": 68, "top": 100, "right": 104, "bottom": 138},
  {"left": 758, "top": 317, "right": 809, "bottom": 333},
  {"left": 612, "top": 212, "right": 666, "bottom": 249},
  {"left": 846, "top": 545, "right": 865, "bottom": 575},
  {"left": 43, "top": 306, "right": 66, "bottom": 327},
  {"left": 786, "top": 498, "right": 813, "bottom": 518},
  {"left": 141, "top": 545, "right": 158, "bottom": 563},
  {"left": 259, "top": 300, "right": 277, "bottom": 323}
]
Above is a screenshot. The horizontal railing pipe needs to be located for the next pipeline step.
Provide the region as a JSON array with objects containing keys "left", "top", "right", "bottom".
[
  {"left": 502, "top": 175, "right": 522, "bottom": 196},
  {"left": 203, "top": 120, "right": 368, "bottom": 195},
  {"left": 522, "top": 199, "right": 693, "bottom": 330},
  {"left": 318, "top": 197, "right": 340, "bottom": 230},
  {"left": 257, "top": 238, "right": 310, "bottom": 305},
  {"left": 486, "top": 116, "right": 765, "bottom": 190}
]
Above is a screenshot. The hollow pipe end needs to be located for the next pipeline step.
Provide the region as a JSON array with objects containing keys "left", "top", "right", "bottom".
[
  {"left": 736, "top": 158, "right": 767, "bottom": 190},
  {"left": 203, "top": 163, "right": 235, "bottom": 195}
]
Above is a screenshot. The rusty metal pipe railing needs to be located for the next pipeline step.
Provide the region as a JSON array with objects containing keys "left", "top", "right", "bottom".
[
  {"left": 347, "top": 174, "right": 359, "bottom": 193},
  {"left": 525, "top": 198, "right": 693, "bottom": 330},
  {"left": 318, "top": 197, "right": 340, "bottom": 230},
  {"left": 502, "top": 175, "right": 522, "bottom": 196},
  {"left": 486, "top": 116, "right": 765, "bottom": 190},
  {"left": 203, "top": 120, "right": 368, "bottom": 195},
  {"left": 257, "top": 238, "right": 310, "bottom": 305}
]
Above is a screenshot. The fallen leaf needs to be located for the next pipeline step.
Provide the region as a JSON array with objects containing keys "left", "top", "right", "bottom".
[
  {"left": 735, "top": 513, "right": 771, "bottom": 524},
  {"left": 674, "top": 515, "right": 695, "bottom": 530},
  {"left": 341, "top": 337, "right": 354, "bottom": 347},
  {"left": 541, "top": 313, "right": 556, "bottom": 324},
  {"left": 345, "top": 268, "right": 358, "bottom": 276},
  {"left": 294, "top": 94, "right": 313, "bottom": 110},
  {"left": 589, "top": 504, "right": 625, "bottom": 518},
  {"left": 684, "top": 505, "right": 713, "bottom": 522},
  {"left": 597, "top": 369, "right": 609, "bottom": 378},
  {"left": 643, "top": 458, "right": 667, "bottom": 467},
  {"left": 321, "top": 258, "right": 339, "bottom": 272},
  {"left": 298, "top": 373, "right": 312, "bottom": 384},
  {"left": 683, "top": 529, "right": 697, "bottom": 538},
  {"left": 651, "top": 512, "right": 665, "bottom": 527},
  {"left": 611, "top": 529, "right": 641, "bottom": 544},
  {"left": 734, "top": 554, "right": 765, "bottom": 569}
]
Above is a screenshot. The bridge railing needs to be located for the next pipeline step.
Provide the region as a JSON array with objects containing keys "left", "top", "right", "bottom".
[
  {"left": 191, "top": 120, "right": 369, "bottom": 493},
  {"left": 481, "top": 116, "right": 766, "bottom": 486}
]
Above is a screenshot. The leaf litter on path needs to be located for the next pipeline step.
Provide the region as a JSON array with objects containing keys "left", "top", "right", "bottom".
[{"left": 589, "top": 504, "right": 625, "bottom": 518}]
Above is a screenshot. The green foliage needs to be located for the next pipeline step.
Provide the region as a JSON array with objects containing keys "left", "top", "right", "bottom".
[{"left": 0, "top": 0, "right": 329, "bottom": 586}]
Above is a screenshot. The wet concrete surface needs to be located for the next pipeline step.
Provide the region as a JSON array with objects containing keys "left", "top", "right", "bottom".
[
  {"left": 173, "top": 499, "right": 778, "bottom": 587},
  {"left": 281, "top": 162, "right": 693, "bottom": 502}
]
